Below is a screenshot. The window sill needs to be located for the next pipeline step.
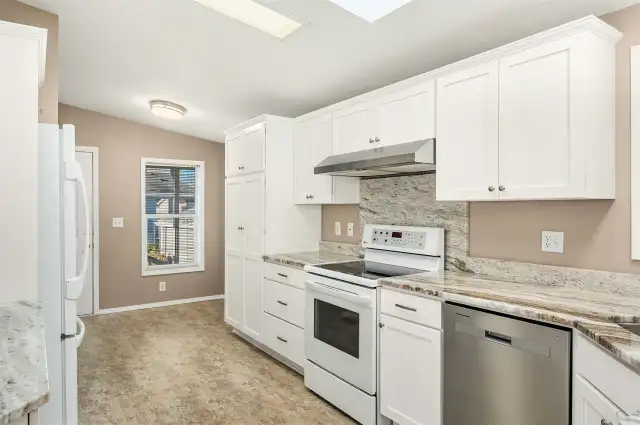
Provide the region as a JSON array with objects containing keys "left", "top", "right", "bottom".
[{"left": 142, "top": 265, "right": 204, "bottom": 277}]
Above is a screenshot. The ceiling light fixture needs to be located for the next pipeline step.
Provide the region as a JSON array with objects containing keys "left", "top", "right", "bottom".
[
  {"left": 192, "top": 0, "right": 301, "bottom": 39},
  {"left": 150, "top": 100, "right": 187, "bottom": 120},
  {"left": 328, "top": 0, "right": 415, "bottom": 23}
]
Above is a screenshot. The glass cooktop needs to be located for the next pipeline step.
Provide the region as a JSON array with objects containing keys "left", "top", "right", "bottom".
[{"left": 313, "top": 260, "right": 424, "bottom": 281}]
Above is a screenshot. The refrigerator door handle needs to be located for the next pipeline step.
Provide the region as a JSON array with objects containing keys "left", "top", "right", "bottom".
[
  {"left": 75, "top": 317, "right": 86, "bottom": 347},
  {"left": 65, "top": 159, "right": 90, "bottom": 300}
]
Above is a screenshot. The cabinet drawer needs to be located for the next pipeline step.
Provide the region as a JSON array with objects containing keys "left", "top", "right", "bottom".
[
  {"left": 263, "top": 279, "right": 305, "bottom": 328},
  {"left": 263, "top": 313, "right": 305, "bottom": 367},
  {"left": 381, "top": 289, "right": 442, "bottom": 329},
  {"left": 264, "top": 262, "right": 305, "bottom": 289}
]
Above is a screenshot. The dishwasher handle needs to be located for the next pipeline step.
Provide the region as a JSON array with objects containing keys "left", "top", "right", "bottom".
[{"left": 485, "top": 330, "right": 512, "bottom": 346}]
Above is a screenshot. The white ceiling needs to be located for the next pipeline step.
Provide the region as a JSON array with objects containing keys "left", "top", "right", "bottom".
[{"left": 20, "top": 0, "right": 639, "bottom": 142}]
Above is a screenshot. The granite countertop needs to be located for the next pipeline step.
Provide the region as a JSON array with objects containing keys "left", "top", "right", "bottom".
[
  {"left": 381, "top": 271, "right": 640, "bottom": 374},
  {"left": 0, "top": 301, "right": 49, "bottom": 424},
  {"left": 263, "top": 251, "right": 361, "bottom": 270}
]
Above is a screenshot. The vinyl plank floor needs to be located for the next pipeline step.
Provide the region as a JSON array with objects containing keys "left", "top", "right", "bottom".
[{"left": 78, "top": 300, "right": 356, "bottom": 425}]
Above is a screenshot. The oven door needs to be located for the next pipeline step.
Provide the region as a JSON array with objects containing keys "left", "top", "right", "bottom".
[{"left": 305, "top": 274, "right": 377, "bottom": 395}]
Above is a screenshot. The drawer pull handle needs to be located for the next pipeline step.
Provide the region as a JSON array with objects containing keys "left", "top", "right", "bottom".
[
  {"left": 277, "top": 336, "right": 288, "bottom": 343},
  {"left": 277, "top": 300, "right": 288, "bottom": 306},
  {"left": 395, "top": 303, "right": 417, "bottom": 312},
  {"left": 277, "top": 273, "right": 288, "bottom": 278},
  {"left": 601, "top": 421, "right": 612, "bottom": 425}
]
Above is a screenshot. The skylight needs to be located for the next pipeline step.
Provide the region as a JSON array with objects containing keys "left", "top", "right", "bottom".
[
  {"left": 328, "top": 0, "right": 415, "bottom": 22},
  {"left": 193, "top": 0, "right": 302, "bottom": 39}
]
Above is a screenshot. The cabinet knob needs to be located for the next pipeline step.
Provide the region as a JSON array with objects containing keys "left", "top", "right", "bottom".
[
  {"left": 601, "top": 420, "right": 612, "bottom": 425},
  {"left": 499, "top": 185, "right": 505, "bottom": 192},
  {"left": 240, "top": 166, "right": 245, "bottom": 170},
  {"left": 375, "top": 137, "right": 380, "bottom": 143},
  {"left": 308, "top": 195, "right": 314, "bottom": 199},
  {"left": 379, "top": 323, "right": 385, "bottom": 328},
  {"left": 488, "top": 186, "right": 495, "bottom": 192},
  {"left": 369, "top": 138, "right": 374, "bottom": 143}
]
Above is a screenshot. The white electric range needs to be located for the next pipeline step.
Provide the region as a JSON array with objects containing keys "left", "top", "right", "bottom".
[{"left": 304, "top": 224, "right": 445, "bottom": 425}]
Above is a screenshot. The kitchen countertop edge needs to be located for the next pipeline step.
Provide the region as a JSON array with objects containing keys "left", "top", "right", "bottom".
[{"left": 0, "top": 300, "right": 50, "bottom": 425}]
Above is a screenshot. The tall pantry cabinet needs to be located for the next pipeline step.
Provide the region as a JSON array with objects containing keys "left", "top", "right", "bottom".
[
  {"left": 0, "top": 21, "right": 47, "bottom": 302},
  {"left": 224, "top": 115, "right": 321, "bottom": 343}
]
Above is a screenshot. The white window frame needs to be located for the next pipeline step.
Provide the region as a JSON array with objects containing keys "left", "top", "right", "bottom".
[{"left": 141, "top": 157, "right": 205, "bottom": 276}]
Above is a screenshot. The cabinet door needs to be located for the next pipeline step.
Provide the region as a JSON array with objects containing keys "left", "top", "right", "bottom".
[
  {"left": 224, "top": 252, "right": 244, "bottom": 329},
  {"left": 243, "top": 126, "right": 266, "bottom": 174},
  {"left": 378, "top": 81, "right": 436, "bottom": 148},
  {"left": 332, "top": 101, "right": 378, "bottom": 155},
  {"left": 225, "top": 178, "right": 244, "bottom": 253},
  {"left": 294, "top": 114, "right": 334, "bottom": 204},
  {"left": 573, "top": 375, "right": 624, "bottom": 425},
  {"left": 380, "top": 314, "right": 442, "bottom": 425},
  {"left": 243, "top": 256, "right": 263, "bottom": 341},
  {"left": 226, "top": 134, "right": 245, "bottom": 177},
  {"left": 498, "top": 35, "right": 586, "bottom": 200},
  {"left": 243, "top": 174, "right": 264, "bottom": 258},
  {"left": 436, "top": 62, "right": 499, "bottom": 201}
]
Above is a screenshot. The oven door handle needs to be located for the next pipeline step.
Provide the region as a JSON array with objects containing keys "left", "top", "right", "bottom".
[{"left": 305, "top": 281, "right": 373, "bottom": 306}]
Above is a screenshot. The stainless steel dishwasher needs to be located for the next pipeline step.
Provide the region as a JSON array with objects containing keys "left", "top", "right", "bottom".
[{"left": 443, "top": 303, "right": 571, "bottom": 425}]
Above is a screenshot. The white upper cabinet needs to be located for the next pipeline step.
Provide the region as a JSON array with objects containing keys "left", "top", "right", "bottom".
[
  {"left": 498, "top": 35, "right": 585, "bottom": 200},
  {"left": 436, "top": 19, "right": 620, "bottom": 201},
  {"left": 294, "top": 114, "right": 360, "bottom": 205},
  {"left": 294, "top": 114, "right": 334, "bottom": 204},
  {"left": 436, "top": 62, "right": 499, "bottom": 201},
  {"left": 332, "top": 100, "right": 378, "bottom": 155},
  {"left": 332, "top": 81, "right": 437, "bottom": 155},
  {"left": 377, "top": 81, "right": 436, "bottom": 147},
  {"left": 225, "top": 124, "right": 265, "bottom": 177}
]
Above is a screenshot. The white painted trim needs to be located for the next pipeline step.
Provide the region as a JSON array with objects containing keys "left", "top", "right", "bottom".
[
  {"left": 76, "top": 146, "right": 100, "bottom": 314},
  {"left": 97, "top": 295, "right": 224, "bottom": 315},
  {"left": 0, "top": 20, "right": 48, "bottom": 87},
  {"left": 632, "top": 45, "right": 640, "bottom": 260},
  {"left": 294, "top": 16, "right": 622, "bottom": 125},
  {"left": 140, "top": 157, "right": 206, "bottom": 276}
]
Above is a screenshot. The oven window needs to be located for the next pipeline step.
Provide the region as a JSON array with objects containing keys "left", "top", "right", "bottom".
[{"left": 314, "top": 299, "right": 360, "bottom": 358}]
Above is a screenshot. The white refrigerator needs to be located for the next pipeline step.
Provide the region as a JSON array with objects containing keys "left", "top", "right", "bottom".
[{"left": 38, "top": 124, "right": 90, "bottom": 425}]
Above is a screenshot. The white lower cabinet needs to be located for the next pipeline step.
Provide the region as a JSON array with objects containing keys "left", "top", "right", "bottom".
[
  {"left": 380, "top": 314, "right": 442, "bottom": 425},
  {"left": 573, "top": 375, "right": 623, "bottom": 425},
  {"left": 263, "top": 311, "right": 305, "bottom": 367}
]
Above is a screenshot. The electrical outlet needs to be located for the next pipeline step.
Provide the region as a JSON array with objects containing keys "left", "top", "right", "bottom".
[
  {"left": 159, "top": 281, "right": 166, "bottom": 292},
  {"left": 112, "top": 217, "right": 124, "bottom": 228},
  {"left": 335, "top": 222, "right": 341, "bottom": 236},
  {"left": 348, "top": 223, "right": 355, "bottom": 237},
  {"left": 541, "top": 231, "right": 564, "bottom": 254}
]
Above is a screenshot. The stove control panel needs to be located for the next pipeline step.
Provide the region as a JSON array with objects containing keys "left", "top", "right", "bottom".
[
  {"left": 371, "top": 228, "right": 425, "bottom": 249},
  {"left": 362, "top": 224, "right": 444, "bottom": 258}
]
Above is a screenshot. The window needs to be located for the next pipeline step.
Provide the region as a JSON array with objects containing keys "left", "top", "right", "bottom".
[{"left": 141, "top": 158, "right": 205, "bottom": 276}]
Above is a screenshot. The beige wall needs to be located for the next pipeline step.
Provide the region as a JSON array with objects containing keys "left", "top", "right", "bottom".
[
  {"left": 59, "top": 104, "right": 225, "bottom": 309},
  {"left": 0, "top": 0, "right": 58, "bottom": 123},
  {"left": 322, "top": 4, "right": 640, "bottom": 274},
  {"left": 322, "top": 204, "right": 361, "bottom": 244}
]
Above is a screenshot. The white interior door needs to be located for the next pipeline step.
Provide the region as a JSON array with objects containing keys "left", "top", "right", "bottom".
[{"left": 76, "top": 151, "right": 94, "bottom": 316}]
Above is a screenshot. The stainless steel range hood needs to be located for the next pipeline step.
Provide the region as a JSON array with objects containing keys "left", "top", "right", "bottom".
[{"left": 314, "top": 139, "right": 436, "bottom": 177}]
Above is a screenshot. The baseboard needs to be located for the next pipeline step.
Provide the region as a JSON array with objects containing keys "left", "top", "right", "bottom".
[{"left": 97, "top": 295, "right": 224, "bottom": 315}]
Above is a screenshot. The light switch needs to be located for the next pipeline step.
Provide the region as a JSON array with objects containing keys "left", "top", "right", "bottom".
[
  {"left": 348, "top": 223, "right": 355, "bottom": 237},
  {"left": 335, "top": 222, "right": 341, "bottom": 236},
  {"left": 112, "top": 217, "right": 124, "bottom": 228}
]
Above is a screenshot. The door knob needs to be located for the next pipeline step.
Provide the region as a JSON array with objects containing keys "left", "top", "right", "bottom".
[
  {"left": 488, "top": 186, "right": 495, "bottom": 192},
  {"left": 499, "top": 185, "right": 505, "bottom": 191}
]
